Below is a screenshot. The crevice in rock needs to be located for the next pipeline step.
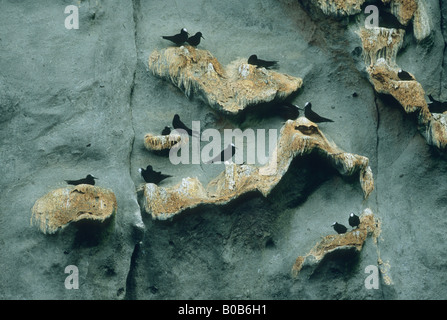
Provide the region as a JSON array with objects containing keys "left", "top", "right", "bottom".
[
  {"left": 123, "top": 0, "right": 144, "bottom": 300},
  {"left": 128, "top": 0, "right": 139, "bottom": 181},
  {"left": 124, "top": 241, "right": 141, "bottom": 300},
  {"left": 373, "top": 93, "right": 380, "bottom": 172}
]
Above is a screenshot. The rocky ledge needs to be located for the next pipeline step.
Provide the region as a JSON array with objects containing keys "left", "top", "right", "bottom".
[
  {"left": 142, "top": 117, "right": 374, "bottom": 219},
  {"left": 148, "top": 46, "right": 303, "bottom": 114},
  {"left": 31, "top": 184, "right": 117, "bottom": 234},
  {"left": 292, "top": 208, "right": 382, "bottom": 278}
]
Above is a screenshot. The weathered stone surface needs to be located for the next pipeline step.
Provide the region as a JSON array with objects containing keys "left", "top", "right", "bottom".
[
  {"left": 31, "top": 185, "right": 117, "bottom": 234},
  {"left": 381, "top": 0, "right": 431, "bottom": 40},
  {"left": 306, "top": 0, "right": 366, "bottom": 16},
  {"left": 0, "top": 1, "right": 140, "bottom": 300},
  {"left": 367, "top": 58, "right": 430, "bottom": 117},
  {"left": 358, "top": 25, "right": 447, "bottom": 150},
  {"left": 422, "top": 112, "right": 447, "bottom": 150},
  {"left": 143, "top": 117, "right": 373, "bottom": 219},
  {"left": 383, "top": 0, "right": 418, "bottom": 26},
  {"left": 143, "top": 132, "right": 184, "bottom": 151},
  {"left": 358, "top": 27, "right": 405, "bottom": 67},
  {"left": 1, "top": 0, "right": 447, "bottom": 300},
  {"left": 292, "top": 208, "right": 381, "bottom": 278},
  {"left": 148, "top": 46, "right": 303, "bottom": 114}
]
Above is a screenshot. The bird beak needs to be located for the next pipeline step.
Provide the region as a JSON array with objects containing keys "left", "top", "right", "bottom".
[{"left": 201, "top": 35, "right": 205, "bottom": 39}]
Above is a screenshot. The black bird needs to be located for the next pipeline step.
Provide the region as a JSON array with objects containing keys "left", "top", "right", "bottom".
[
  {"left": 139, "top": 165, "right": 171, "bottom": 184},
  {"left": 348, "top": 212, "right": 361, "bottom": 229},
  {"left": 161, "top": 126, "right": 171, "bottom": 135},
  {"left": 65, "top": 174, "right": 97, "bottom": 186},
  {"left": 332, "top": 222, "right": 348, "bottom": 234},
  {"left": 172, "top": 114, "right": 198, "bottom": 137},
  {"left": 186, "top": 32, "right": 204, "bottom": 46},
  {"left": 398, "top": 69, "right": 415, "bottom": 81},
  {"left": 206, "top": 143, "right": 237, "bottom": 164},
  {"left": 162, "top": 28, "right": 189, "bottom": 45},
  {"left": 303, "top": 102, "right": 334, "bottom": 123},
  {"left": 247, "top": 54, "right": 278, "bottom": 69},
  {"left": 278, "top": 102, "right": 300, "bottom": 120}
]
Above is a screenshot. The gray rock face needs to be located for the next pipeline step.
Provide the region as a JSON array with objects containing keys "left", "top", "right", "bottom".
[{"left": 1, "top": 0, "right": 446, "bottom": 300}]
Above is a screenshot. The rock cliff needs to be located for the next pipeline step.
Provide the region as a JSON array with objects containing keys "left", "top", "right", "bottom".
[{"left": 1, "top": 0, "right": 446, "bottom": 300}]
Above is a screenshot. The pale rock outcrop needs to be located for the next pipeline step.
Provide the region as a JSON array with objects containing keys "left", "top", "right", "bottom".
[
  {"left": 31, "top": 184, "right": 117, "bottom": 234},
  {"left": 142, "top": 117, "right": 374, "bottom": 219},
  {"left": 148, "top": 46, "right": 303, "bottom": 115}
]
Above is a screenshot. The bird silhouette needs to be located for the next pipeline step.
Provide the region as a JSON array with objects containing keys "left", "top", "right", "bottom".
[
  {"left": 332, "top": 222, "right": 347, "bottom": 234},
  {"left": 162, "top": 28, "right": 189, "bottom": 45},
  {"left": 348, "top": 212, "right": 361, "bottom": 229},
  {"left": 186, "top": 32, "right": 204, "bottom": 46},
  {"left": 428, "top": 95, "right": 447, "bottom": 113},
  {"left": 247, "top": 54, "right": 278, "bottom": 69},
  {"left": 278, "top": 102, "right": 300, "bottom": 120},
  {"left": 65, "top": 174, "right": 97, "bottom": 186},
  {"left": 398, "top": 69, "right": 415, "bottom": 81},
  {"left": 139, "top": 165, "right": 171, "bottom": 184},
  {"left": 303, "top": 102, "right": 334, "bottom": 123},
  {"left": 172, "top": 114, "right": 198, "bottom": 137},
  {"left": 206, "top": 143, "right": 237, "bottom": 164},
  {"left": 161, "top": 126, "right": 171, "bottom": 135}
]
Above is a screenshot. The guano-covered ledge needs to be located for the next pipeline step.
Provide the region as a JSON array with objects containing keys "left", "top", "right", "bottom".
[
  {"left": 148, "top": 46, "right": 303, "bottom": 115},
  {"left": 141, "top": 117, "right": 375, "bottom": 220},
  {"left": 31, "top": 184, "right": 117, "bottom": 234}
]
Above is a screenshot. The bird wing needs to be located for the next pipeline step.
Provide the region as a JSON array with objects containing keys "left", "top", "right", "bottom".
[{"left": 258, "top": 59, "right": 278, "bottom": 68}]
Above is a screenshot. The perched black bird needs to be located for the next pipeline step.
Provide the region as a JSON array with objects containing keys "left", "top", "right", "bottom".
[
  {"left": 162, "top": 28, "right": 189, "bottom": 45},
  {"left": 303, "top": 102, "right": 334, "bottom": 123},
  {"left": 172, "top": 114, "right": 197, "bottom": 137},
  {"left": 348, "top": 212, "right": 361, "bottom": 229},
  {"left": 278, "top": 102, "right": 300, "bottom": 120},
  {"left": 247, "top": 54, "right": 278, "bottom": 69},
  {"left": 206, "top": 143, "right": 237, "bottom": 164},
  {"left": 398, "top": 69, "right": 415, "bottom": 81},
  {"left": 65, "top": 174, "right": 97, "bottom": 186},
  {"left": 428, "top": 94, "right": 447, "bottom": 113},
  {"left": 161, "top": 126, "right": 171, "bottom": 135},
  {"left": 139, "top": 165, "right": 171, "bottom": 184},
  {"left": 186, "top": 32, "right": 204, "bottom": 46},
  {"left": 332, "top": 222, "right": 348, "bottom": 234}
]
